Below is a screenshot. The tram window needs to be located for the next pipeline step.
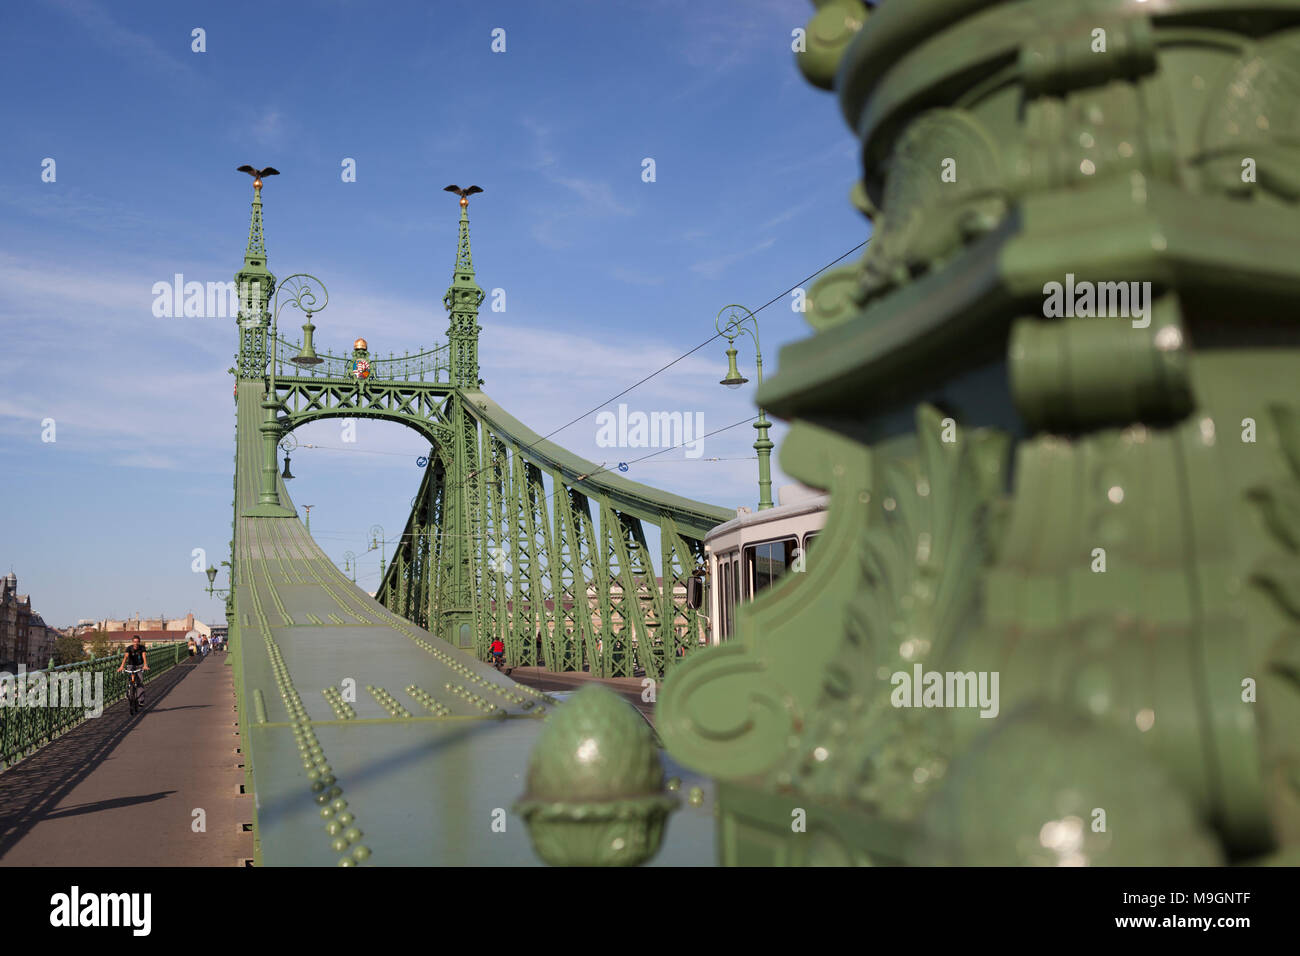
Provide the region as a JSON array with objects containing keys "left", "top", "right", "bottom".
[
  {"left": 718, "top": 560, "right": 728, "bottom": 639},
  {"left": 718, "top": 555, "right": 738, "bottom": 640},
  {"left": 803, "top": 532, "right": 818, "bottom": 554},
  {"left": 744, "top": 537, "right": 798, "bottom": 598}
]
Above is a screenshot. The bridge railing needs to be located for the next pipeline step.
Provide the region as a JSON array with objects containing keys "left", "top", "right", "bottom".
[
  {"left": 0, "top": 643, "right": 189, "bottom": 771},
  {"left": 272, "top": 336, "right": 450, "bottom": 383}
]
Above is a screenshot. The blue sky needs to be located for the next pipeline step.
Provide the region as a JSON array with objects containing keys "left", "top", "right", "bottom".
[{"left": 0, "top": 0, "right": 866, "bottom": 628}]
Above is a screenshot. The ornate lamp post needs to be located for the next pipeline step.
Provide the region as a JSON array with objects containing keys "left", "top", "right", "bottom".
[
  {"left": 368, "top": 525, "right": 386, "bottom": 579},
  {"left": 257, "top": 274, "right": 329, "bottom": 512},
  {"left": 716, "top": 304, "right": 774, "bottom": 511},
  {"left": 279, "top": 433, "right": 297, "bottom": 481},
  {"left": 204, "top": 561, "right": 232, "bottom": 598},
  {"left": 342, "top": 551, "right": 357, "bottom": 584}
]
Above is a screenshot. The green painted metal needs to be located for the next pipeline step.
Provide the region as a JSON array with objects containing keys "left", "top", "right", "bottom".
[
  {"left": 240, "top": 184, "right": 730, "bottom": 675},
  {"left": 223, "top": 175, "right": 730, "bottom": 864},
  {"left": 656, "top": 0, "right": 1300, "bottom": 866},
  {"left": 0, "top": 644, "right": 189, "bottom": 770},
  {"left": 516, "top": 685, "right": 678, "bottom": 866}
]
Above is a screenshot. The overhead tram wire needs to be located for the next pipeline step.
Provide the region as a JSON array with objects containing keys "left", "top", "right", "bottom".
[
  {"left": 296, "top": 240, "right": 871, "bottom": 574},
  {"left": 513, "top": 237, "right": 871, "bottom": 457},
  {"left": 484, "top": 240, "right": 872, "bottom": 518}
]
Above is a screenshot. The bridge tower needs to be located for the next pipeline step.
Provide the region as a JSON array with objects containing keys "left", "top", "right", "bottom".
[
  {"left": 436, "top": 190, "right": 487, "bottom": 648},
  {"left": 231, "top": 175, "right": 294, "bottom": 519},
  {"left": 234, "top": 180, "right": 276, "bottom": 379},
  {"left": 444, "top": 192, "right": 485, "bottom": 388}
]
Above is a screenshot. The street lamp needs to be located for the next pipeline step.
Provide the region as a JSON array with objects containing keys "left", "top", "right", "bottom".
[
  {"left": 367, "top": 525, "right": 386, "bottom": 578},
  {"left": 342, "top": 551, "right": 357, "bottom": 584},
  {"left": 715, "top": 305, "right": 774, "bottom": 511},
  {"left": 258, "top": 274, "right": 329, "bottom": 510},
  {"left": 279, "top": 433, "right": 297, "bottom": 480},
  {"left": 205, "top": 562, "right": 232, "bottom": 598}
]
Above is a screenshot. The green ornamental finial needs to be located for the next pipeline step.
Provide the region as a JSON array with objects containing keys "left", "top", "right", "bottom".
[
  {"left": 441, "top": 185, "right": 486, "bottom": 387},
  {"left": 234, "top": 165, "right": 279, "bottom": 379},
  {"left": 516, "top": 685, "right": 677, "bottom": 865}
]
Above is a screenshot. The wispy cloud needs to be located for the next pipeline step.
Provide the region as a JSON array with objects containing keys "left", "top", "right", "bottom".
[
  {"left": 0, "top": 185, "right": 175, "bottom": 237},
  {"left": 611, "top": 266, "right": 665, "bottom": 286},
  {"left": 251, "top": 110, "right": 284, "bottom": 146},
  {"left": 48, "top": 0, "right": 194, "bottom": 79},
  {"left": 552, "top": 176, "right": 632, "bottom": 217},
  {"left": 758, "top": 198, "right": 817, "bottom": 232},
  {"left": 690, "top": 237, "right": 777, "bottom": 280},
  {"left": 676, "top": 0, "right": 805, "bottom": 73},
  {"left": 522, "top": 120, "right": 636, "bottom": 250}
]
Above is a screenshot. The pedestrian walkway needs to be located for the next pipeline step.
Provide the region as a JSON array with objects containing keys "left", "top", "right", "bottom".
[{"left": 0, "top": 654, "right": 253, "bottom": 866}]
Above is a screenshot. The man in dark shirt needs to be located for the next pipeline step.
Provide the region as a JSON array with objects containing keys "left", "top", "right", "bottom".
[{"left": 117, "top": 636, "right": 150, "bottom": 704}]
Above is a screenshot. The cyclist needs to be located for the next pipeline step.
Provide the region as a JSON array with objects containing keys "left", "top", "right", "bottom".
[
  {"left": 116, "top": 635, "right": 150, "bottom": 707},
  {"left": 490, "top": 637, "right": 505, "bottom": 669}
]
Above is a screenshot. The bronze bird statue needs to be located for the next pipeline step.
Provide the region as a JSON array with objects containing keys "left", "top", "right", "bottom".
[
  {"left": 444, "top": 184, "right": 483, "bottom": 207},
  {"left": 237, "top": 165, "right": 280, "bottom": 189}
]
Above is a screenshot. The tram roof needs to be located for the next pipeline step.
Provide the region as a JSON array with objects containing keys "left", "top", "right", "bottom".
[{"left": 704, "top": 490, "right": 829, "bottom": 545}]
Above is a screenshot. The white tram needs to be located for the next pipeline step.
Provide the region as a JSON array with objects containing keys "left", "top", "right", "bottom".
[{"left": 692, "top": 484, "right": 828, "bottom": 644}]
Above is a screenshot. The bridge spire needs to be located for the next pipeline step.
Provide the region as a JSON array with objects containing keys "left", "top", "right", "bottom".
[
  {"left": 234, "top": 171, "right": 277, "bottom": 379},
  {"left": 442, "top": 186, "right": 485, "bottom": 388}
]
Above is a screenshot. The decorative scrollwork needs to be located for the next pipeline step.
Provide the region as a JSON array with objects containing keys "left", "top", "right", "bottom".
[
  {"left": 274, "top": 273, "right": 329, "bottom": 321},
  {"left": 764, "top": 404, "right": 1010, "bottom": 815},
  {"left": 1249, "top": 404, "right": 1300, "bottom": 620}
]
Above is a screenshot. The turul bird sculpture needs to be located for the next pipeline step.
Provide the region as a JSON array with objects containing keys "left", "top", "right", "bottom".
[
  {"left": 444, "top": 184, "right": 483, "bottom": 207},
  {"left": 237, "top": 165, "right": 280, "bottom": 189}
]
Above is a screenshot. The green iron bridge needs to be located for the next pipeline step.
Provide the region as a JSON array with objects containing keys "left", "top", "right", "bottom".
[
  {"left": 224, "top": 178, "right": 726, "bottom": 865},
  {"left": 211, "top": 0, "right": 1300, "bottom": 867}
]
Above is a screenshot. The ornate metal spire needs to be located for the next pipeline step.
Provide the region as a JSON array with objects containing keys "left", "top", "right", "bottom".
[
  {"left": 442, "top": 186, "right": 485, "bottom": 387},
  {"left": 246, "top": 186, "right": 267, "bottom": 257},
  {"left": 235, "top": 170, "right": 278, "bottom": 379}
]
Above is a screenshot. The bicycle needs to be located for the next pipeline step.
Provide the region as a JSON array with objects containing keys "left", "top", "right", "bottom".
[{"left": 124, "top": 666, "right": 145, "bottom": 715}]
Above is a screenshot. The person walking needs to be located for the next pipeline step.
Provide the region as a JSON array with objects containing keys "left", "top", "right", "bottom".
[{"left": 187, "top": 637, "right": 198, "bottom": 662}]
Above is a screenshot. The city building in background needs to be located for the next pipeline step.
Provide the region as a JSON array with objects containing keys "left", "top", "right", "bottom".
[
  {"left": 0, "top": 571, "right": 60, "bottom": 670},
  {"left": 74, "top": 611, "right": 213, "bottom": 654}
]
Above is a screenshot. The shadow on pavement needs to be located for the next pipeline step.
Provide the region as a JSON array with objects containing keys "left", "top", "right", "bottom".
[{"left": 0, "top": 660, "right": 200, "bottom": 861}]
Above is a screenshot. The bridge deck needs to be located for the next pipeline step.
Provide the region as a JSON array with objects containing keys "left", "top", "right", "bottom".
[
  {"left": 234, "top": 384, "right": 714, "bottom": 865},
  {"left": 0, "top": 655, "right": 252, "bottom": 866}
]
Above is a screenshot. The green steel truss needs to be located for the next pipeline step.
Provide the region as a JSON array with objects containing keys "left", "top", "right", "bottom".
[
  {"left": 236, "top": 191, "right": 730, "bottom": 682},
  {"left": 370, "top": 388, "right": 719, "bottom": 679}
]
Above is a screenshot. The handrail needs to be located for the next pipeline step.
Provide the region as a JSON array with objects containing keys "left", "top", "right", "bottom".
[
  {"left": 271, "top": 336, "right": 450, "bottom": 383},
  {"left": 0, "top": 643, "right": 190, "bottom": 771}
]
